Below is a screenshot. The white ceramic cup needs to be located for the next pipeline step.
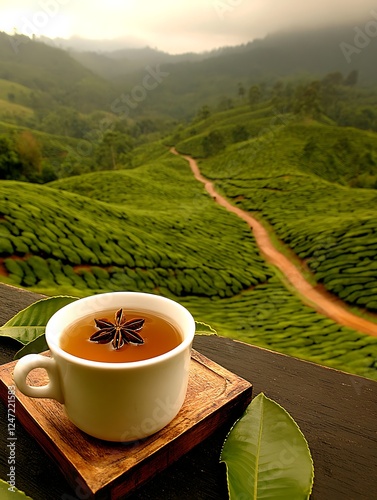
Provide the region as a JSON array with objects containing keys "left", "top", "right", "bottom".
[{"left": 13, "top": 292, "right": 195, "bottom": 442}]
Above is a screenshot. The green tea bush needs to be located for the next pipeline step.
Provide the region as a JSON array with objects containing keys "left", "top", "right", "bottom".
[
  {"left": 0, "top": 222, "right": 11, "bottom": 237},
  {"left": 59, "top": 245, "right": 82, "bottom": 265},
  {"left": 4, "top": 258, "right": 24, "bottom": 279},
  {"left": 109, "top": 268, "right": 138, "bottom": 291},
  {"left": 198, "top": 123, "right": 377, "bottom": 312},
  {"left": 77, "top": 269, "right": 98, "bottom": 289},
  {"left": 183, "top": 277, "right": 377, "bottom": 380},
  {"left": 18, "top": 260, "right": 37, "bottom": 286},
  {"left": 27, "top": 255, "right": 53, "bottom": 281},
  {"left": 62, "top": 265, "right": 85, "bottom": 288},
  {"left": 92, "top": 267, "right": 109, "bottom": 280},
  {"left": 1, "top": 109, "right": 376, "bottom": 380},
  {"left": 46, "top": 258, "right": 63, "bottom": 280},
  {"left": 0, "top": 237, "right": 13, "bottom": 255}
]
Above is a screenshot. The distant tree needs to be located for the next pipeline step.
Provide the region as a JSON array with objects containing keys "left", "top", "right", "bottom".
[
  {"left": 293, "top": 81, "right": 322, "bottom": 118},
  {"left": 7, "top": 92, "right": 15, "bottom": 103},
  {"left": 344, "top": 70, "right": 358, "bottom": 86},
  {"left": 58, "top": 153, "right": 88, "bottom": 178},
  {"left": 40, "top": 107, "right": 90, "bottom": 139},
  {"left": 217, "top": 96, "right": 234, "bottom": 112},
  {"left": 358, "top": 107, "right": 377, "bottom": 130},
  {"left": 131, "top": 119, "right": 158, "bottom": 137},
  {"left": 202, "top": 130, "right": 226, "bottom": 157},
  {"left": 41, "top": 164, "right": 58, "bottom": 183},
  {"left": 320, "top": 72, "right": 344, "bottom": 116},
  {"left": 16, "top": 131, "right": 42, "bottom": 180},
  {"left": 271, "top": 81, "right": 284, "bottom": 101},
  {"left": 232, "top": 125, "right": 249, "bottom": 143},
  {"left": 322, "top": 72, "right": 343, "bottom": 87},
  {"left": 95, "top": 131, "right": 134, "bottom": 170},
  {"left": 271, "top": 80, "right": 291, "bottom": 112},
  {"left": 248, "top": 85, "right": 261, "bottom": 106},
  {"left": 196, "top": 105, "right": 211, "bottom": 121},
  {"left": 237, "top": 82, "right": 246, "bottom": 101},
  {"left": 0, "top": 135, "right": 21, "bottom": 180}
]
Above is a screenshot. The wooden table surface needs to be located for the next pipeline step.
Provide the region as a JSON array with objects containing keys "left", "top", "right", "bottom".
[{"left": 0, "top": 283, "right": 376, "bottom": 499}]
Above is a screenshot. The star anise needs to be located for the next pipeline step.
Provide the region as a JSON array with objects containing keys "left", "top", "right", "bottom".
[{"left": 89, "top": 308, "right": 145, "bottom": 350}]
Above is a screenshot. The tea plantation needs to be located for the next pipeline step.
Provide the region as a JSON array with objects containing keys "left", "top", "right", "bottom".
[
  {"left": 177, "top": 118, "right": 377, "bottom": 314},
  {"left": 0, "top": 149, "right": 271, "bottom": 300},
  {"left": 181, "top": 277, "right": 377, "bottom": 381},
  {"left": 1, "top": 113, "right": 377, "bottom": 381}
]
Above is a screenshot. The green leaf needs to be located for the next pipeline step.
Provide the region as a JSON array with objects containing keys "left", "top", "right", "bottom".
[
  {"left": 0, "top": 479, "right": 33, "bottom": 499},
  {"left": 13, "top": 334, "right": 49, "bottom": 359},
  {"left": 0, "top": 296, "right": 78, "bottom": 345},
  {"left": 195, "top": 321, "right": 217, "bottom": 336},
  {"left": 220, "top": 393, "right": 314, "bottom": 500}
]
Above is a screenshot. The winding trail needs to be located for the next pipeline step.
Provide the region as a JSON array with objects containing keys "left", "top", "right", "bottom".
[{"left": 172, "top": 149, "right": 377, "bottom": 337}]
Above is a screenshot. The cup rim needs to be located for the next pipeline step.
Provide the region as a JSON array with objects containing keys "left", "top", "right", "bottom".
[{"left": 45, "top": 292, "right": 195, "bottom": 369}]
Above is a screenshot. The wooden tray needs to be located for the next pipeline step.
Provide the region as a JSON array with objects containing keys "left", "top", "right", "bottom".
[{"left": 0, "top": 349, "right": 252, "bottom": 499}]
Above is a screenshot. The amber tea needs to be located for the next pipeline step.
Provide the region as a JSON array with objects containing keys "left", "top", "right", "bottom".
[{"left": 60, "top": 308, "right": 182, "bottom": 363}]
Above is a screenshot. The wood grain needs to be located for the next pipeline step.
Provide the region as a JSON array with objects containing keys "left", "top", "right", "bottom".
[
  {"left": 194, "top": 336, "right": 377, "bottom": 500},
  {"left": 0, "top": 283, "right": 44, "bottom": 324},
  {"left": 0, "top": 348, "right": 252, "bottom": 499},
  {"left": 1, "top": 284, "right": 377, "bottom": 499}
]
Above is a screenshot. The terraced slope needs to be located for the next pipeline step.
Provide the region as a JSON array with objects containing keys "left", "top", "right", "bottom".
[
  {"left": 177, "top": 120, "right": 377, "bottom": 315},
  {"left": 182, "top": 278, "right": 377, "bottom": 381},
  {"left": 1, "top": 115, "right": 377, "bottom": 380},
  {"left": 174, "top": 109, "right": 377, "bottom": 188},
  {"left": 0, "top": 99, "right": 34, "bottom": 124},
  {"left": 179, "top": 150, "right": 377, "bottom": 337},
  {"left": 0, "top": 152, "right": 270, "bottom": 299}
]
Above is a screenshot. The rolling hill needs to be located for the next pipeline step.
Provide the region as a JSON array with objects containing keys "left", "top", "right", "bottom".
[
  {"left": 0, "top": 32, "right": 116, "bottom": 114},
  {"left": 2, "top": 19, "right": 377, "bottom": 126},
  {"left": 69, "top": 22, "right": 377, "bottom": 120},
  {"left": 172, "top": 103, "right": 377, "bottom": 311},
  {"left": 1, "top": 102, "right": 377, "bottom": 380}
]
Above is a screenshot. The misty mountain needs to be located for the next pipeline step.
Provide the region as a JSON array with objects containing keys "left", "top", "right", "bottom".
[
  {"left": 100, "top": 23, "right": 376, "bottom": 120},
  {"left": 62, "top": 22, "right": 377, "bottom": 119},
  {"left": 0, "top": 20, "right": 376, "bottom": 121},
  {"left": 65, "top": 22, "right": 377, "bottom": 86},
  {"left": 69, "top": 46, "right": 209, "bottom": 79},
  {"left": 0, "top": 32, "right": 117, "bottom": 113}
]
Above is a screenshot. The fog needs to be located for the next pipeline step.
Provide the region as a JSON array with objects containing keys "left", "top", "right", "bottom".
[{"left": 1, "top": 0, "right": 376, "bottom": 53}]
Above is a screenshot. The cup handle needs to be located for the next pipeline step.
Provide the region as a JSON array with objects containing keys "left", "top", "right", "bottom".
[{"left": 13, "top": 354, "right": 64, "bottom": 404}]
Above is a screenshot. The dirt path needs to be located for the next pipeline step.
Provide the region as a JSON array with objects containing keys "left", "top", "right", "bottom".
[{"left": 173, "top": 149, "right": 377, "bottom": 337}]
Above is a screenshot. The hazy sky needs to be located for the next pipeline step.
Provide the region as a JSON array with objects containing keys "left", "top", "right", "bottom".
[{"left": 1, "top": 0, "right": 376, "bottom": 53}]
